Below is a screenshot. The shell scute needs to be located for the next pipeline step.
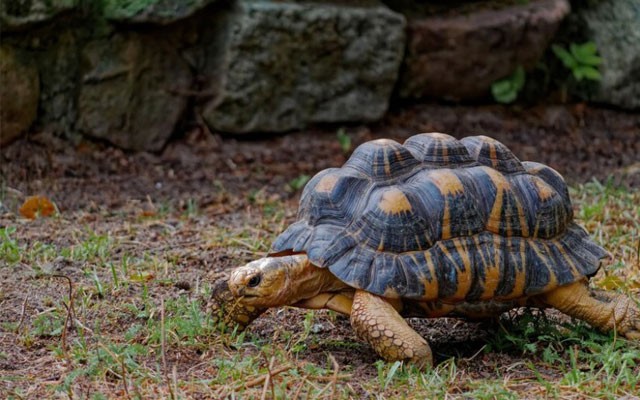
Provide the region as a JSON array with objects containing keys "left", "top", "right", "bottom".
[
  {"left": 405, "top": 168, "right": 487, "bottom": 241},
  {"left": 344, "top": 139, "right": 419, "bottom": 181},
  {"left": 404, "top": 132, "right": 475, "bottom": 166},
  {"left": 462, "top": 136, "right": 525, "bottom": 173},
  {"left": 298, "top": 168, "right": 369, "bottom": 226}
]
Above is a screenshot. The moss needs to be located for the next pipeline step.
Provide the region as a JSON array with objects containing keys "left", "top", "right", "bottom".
[
  {"left": 103, "top": 0, "right": 161, "bottom": 17},
  {"left": 1, "top": 0, "right": 77, "bottom": 18},
  {"left": 102, "top": 0, "right": 210, "bottom": 21}
]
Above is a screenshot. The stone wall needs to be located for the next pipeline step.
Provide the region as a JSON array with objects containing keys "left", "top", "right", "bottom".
[{"left": 1, "top": 0, "right": 636, "bottom": 151}]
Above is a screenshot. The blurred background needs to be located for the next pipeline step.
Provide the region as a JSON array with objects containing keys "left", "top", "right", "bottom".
[{"left": 2, "top": 0, "right": 638, "bottom": 210}]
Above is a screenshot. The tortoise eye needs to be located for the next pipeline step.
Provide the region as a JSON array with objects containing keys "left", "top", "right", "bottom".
[{"left": 247, "top": 274, "right": 261, "bottom": 288}]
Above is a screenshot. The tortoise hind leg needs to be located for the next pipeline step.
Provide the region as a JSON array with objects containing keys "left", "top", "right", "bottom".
[
  {"left": 537, "top": 280, "right": 640, "bottom": 339},
  {"left": 351, "top": 290, "right": 433, "bottom": 368}
]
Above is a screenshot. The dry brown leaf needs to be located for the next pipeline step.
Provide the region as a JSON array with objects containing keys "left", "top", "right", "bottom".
[
  {"left": 141, "top": 209, "right": 157, "bottom": 217},
  {"left": 19, "top": 195, "right": 56, "bottom": 219}
]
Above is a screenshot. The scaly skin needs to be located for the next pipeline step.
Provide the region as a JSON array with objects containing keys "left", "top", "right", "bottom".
[
  {"left": 209, "top": 277, "right": 266, "bottom": 331},
  {"left": 227, "top": 255, "right": 349, "bottom": 308},
  {"left": 351, "top": 290, "right": 433, "bottom": 368},
  {"left": 537, "top": 280, "right": 640, "bottom": 340},
  {"left": 216, "top": 255, "right": 640, "bottom": 368}
]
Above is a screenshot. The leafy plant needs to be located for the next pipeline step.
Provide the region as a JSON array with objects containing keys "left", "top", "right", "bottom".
[
  {"left": 336, "top": 128, "right": 352, "bottom": 153},
  {"left": 491, "top": 66, "right": 525, "bottom": 104},
  {"left": 552, "top": 42, "right": 602, "bottom": 82},
  {"left": 288, "top": 174, "right": 310, "bottom": 191},
  {"left": 0, "top": 226, "right": 21, "bottom": 265}
]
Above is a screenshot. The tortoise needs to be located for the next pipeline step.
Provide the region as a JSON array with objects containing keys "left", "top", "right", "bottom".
[{"left": 211, "top": 132, "right": 640, "bottom": 367}]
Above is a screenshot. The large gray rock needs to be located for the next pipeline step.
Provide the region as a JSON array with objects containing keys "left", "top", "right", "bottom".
[
  {"left": 103, "top": 0, "right": 219, "bottom": 24},
  {"left": 0, "top": 45, "right": 39, "bottom": 145},
  {"left": 0, "top": 0, "right": 78, "bottom": 32},
  {"left": 76, "top": 33, "right": 192, "bottom": 151},
  {"left": 397, "top": 0, "right": 570, "bottom": 101},
  {"left": 202, "top": 0, "right": 406, "bottom": 133},
  {"left": 576, "top": 0, "right": 640, "bottom": 110}
]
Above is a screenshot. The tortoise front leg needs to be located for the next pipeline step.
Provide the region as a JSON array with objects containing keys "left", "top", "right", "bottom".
[
  {"left": 293, "top": 292, "right": 354, "bottom": 316},
  {"left": 538, "top": 280, "right": 640, "bottom": 339},
  {"left": 350, "top": 290, "right": 433, "bottom": 368}
]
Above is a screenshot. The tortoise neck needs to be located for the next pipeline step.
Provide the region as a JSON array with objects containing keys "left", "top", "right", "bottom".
[{"left": 278, "top": 254, "right": 348, "bottom": 305}]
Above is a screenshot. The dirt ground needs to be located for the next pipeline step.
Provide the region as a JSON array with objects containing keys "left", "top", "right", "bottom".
[
  {"left": 3, "top": 103, "right": 639, "bottom": 212},
  {"left": 1, "top": 102, "right": 639, "bottom": 398}
]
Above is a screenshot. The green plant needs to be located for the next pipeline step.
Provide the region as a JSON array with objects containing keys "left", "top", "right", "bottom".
[
  {"left": 31, "top": 310, "right": 65, "bottom": 337},
  {"left": 0, "top": 226, "right": 21, "bottom": 264},
  {"left": 491, "top": 66, "right": 525, "bottom": 104},
  {"left": 552, "top": 42, "right": 602, "bottom": 82},
  {"left": 336, "top": 128, "right": 352, "bottom": 153},
  {"left": 377, "top": 360, "right": 403, "bottom": 390},
  {"left": 288, "top": 174, "right": 310, "bottom": 191},
  {"left": 290, "top": 311, "right": 315, "bottom": 353}
]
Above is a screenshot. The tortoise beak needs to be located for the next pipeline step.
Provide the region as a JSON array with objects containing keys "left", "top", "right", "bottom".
[{"left": 228, "top": 267, "right": 256, "bottom": 297}]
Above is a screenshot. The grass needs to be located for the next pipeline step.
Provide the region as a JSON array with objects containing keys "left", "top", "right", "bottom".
[{"left": 1, "top": 179, "right": 639, "bottom": 399}]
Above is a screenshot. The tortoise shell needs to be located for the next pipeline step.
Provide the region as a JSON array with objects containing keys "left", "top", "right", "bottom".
[{"left": 271, "top": 133, "right": 608, "bottom": 302}]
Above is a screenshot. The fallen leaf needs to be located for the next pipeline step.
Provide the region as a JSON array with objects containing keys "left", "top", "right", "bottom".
[
  {"left": 129, "top": 272, "right": 155, "bottom": 282},
  {"left": 141, "top": 209, "right": 157, "bottom": 217},
  {"left": 596, "top": 275, "right": 636, "bottom": 291},
  {"left": 19, "top": 195, "right": 56, "bottom": 219}
]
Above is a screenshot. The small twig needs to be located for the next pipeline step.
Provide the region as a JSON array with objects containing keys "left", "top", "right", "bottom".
[
  {"left": 51, "top": 274, "right": 76, "bottom": 329},
  {"left": 328, "top": 354, "right": 340, "bottom": 400},
  {"left": 260, "top": 355, "right": 276, "bottom": 400},
  {"left": 464, "top": 345, "right": 487, "bottom": 363},
  {"left": 120, "top": 356, "right": 132, "bottom": 400},
  {"left": 145, "top": 195, "right": 155, "bottom": 213},
  {"left": 15, "top": 291, "right": 30, "bottom": 334},
  {"left": 99, "top": 343, "right": 130, "bottom": 398},
  {"left": 33, "top": 307, "right": 57, "bottom": 316},
  {"left": 308, "top": 374, "right": 352, "bottom": 382},
  {"left": 59, "top": 301, "right": 72, "bottom": 366},
  {"left": 161, "top": 297, "right": 168, "bottom": 374},
  {"left": 216, "top": 364, "right": 292, "bottom": 400},
  {"left": 290, "top": 378, "right": 305, "bottom": 400},
  {"left": 243, "top": 365, "right": 292, "bottom": 389},
  {"left": 161, "top": 297, "right": 175, "bottom": 400},
  {"left": 635, "top": 236, "right": 639, "bottom": 269},
  {"left": 35, "top": 275, "right": 75, "bottom": 367},
  {"left": 72, "top": 318, "right": 94, "bottom": 334},
  {"left": 172, "top": 364, "right": 179, "bottom": 399}
]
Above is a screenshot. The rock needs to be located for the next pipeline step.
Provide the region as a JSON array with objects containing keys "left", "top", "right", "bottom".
[
  {"left": 0, "top": 45, "right": 39, "bottom": 145},
  {"left": 0, "top": 0, "right": 78, "bottom": 32},
  {"left": 34, "top": 30, "right": 82, "bottom": 135},
  {"left": 396, "top": 0, "right": 570, "bottom": 101},
  {"left": 103, "top": 0, "right": 219, "bottom": 24},
  {"left": 576, "top": 0, "right": 640, "bottom": 110},
  {"left": 76, "top": 32, "right": 192, "bottom": 151},
  {"left": 201, "top": 0, "right": 406, "bottom": 133}
]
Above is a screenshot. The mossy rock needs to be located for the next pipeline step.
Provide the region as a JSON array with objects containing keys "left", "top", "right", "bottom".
[
  {"left": 76, "top": 32, "right": 192, "bottom": 151},
  {"left": 0, "top": 45, "right": 39, "bottom": 145},
  {"left": 102, "top": 0, "right": 220, "bottom": 24},
  {"left": 201, "top": 0, "right": 406, "bottom": 133},
  {"left": 0, "top": 0, "right": 78, "bottom": 32}
]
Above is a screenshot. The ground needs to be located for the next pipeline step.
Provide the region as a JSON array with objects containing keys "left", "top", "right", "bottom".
[{"left": 1, "top": 103, "right": 639, "bottom": 399}]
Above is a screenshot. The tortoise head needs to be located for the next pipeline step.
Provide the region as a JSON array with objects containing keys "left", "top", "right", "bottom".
[{"left": 229, "top": 254, "right": 310, "bottom": 308}]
